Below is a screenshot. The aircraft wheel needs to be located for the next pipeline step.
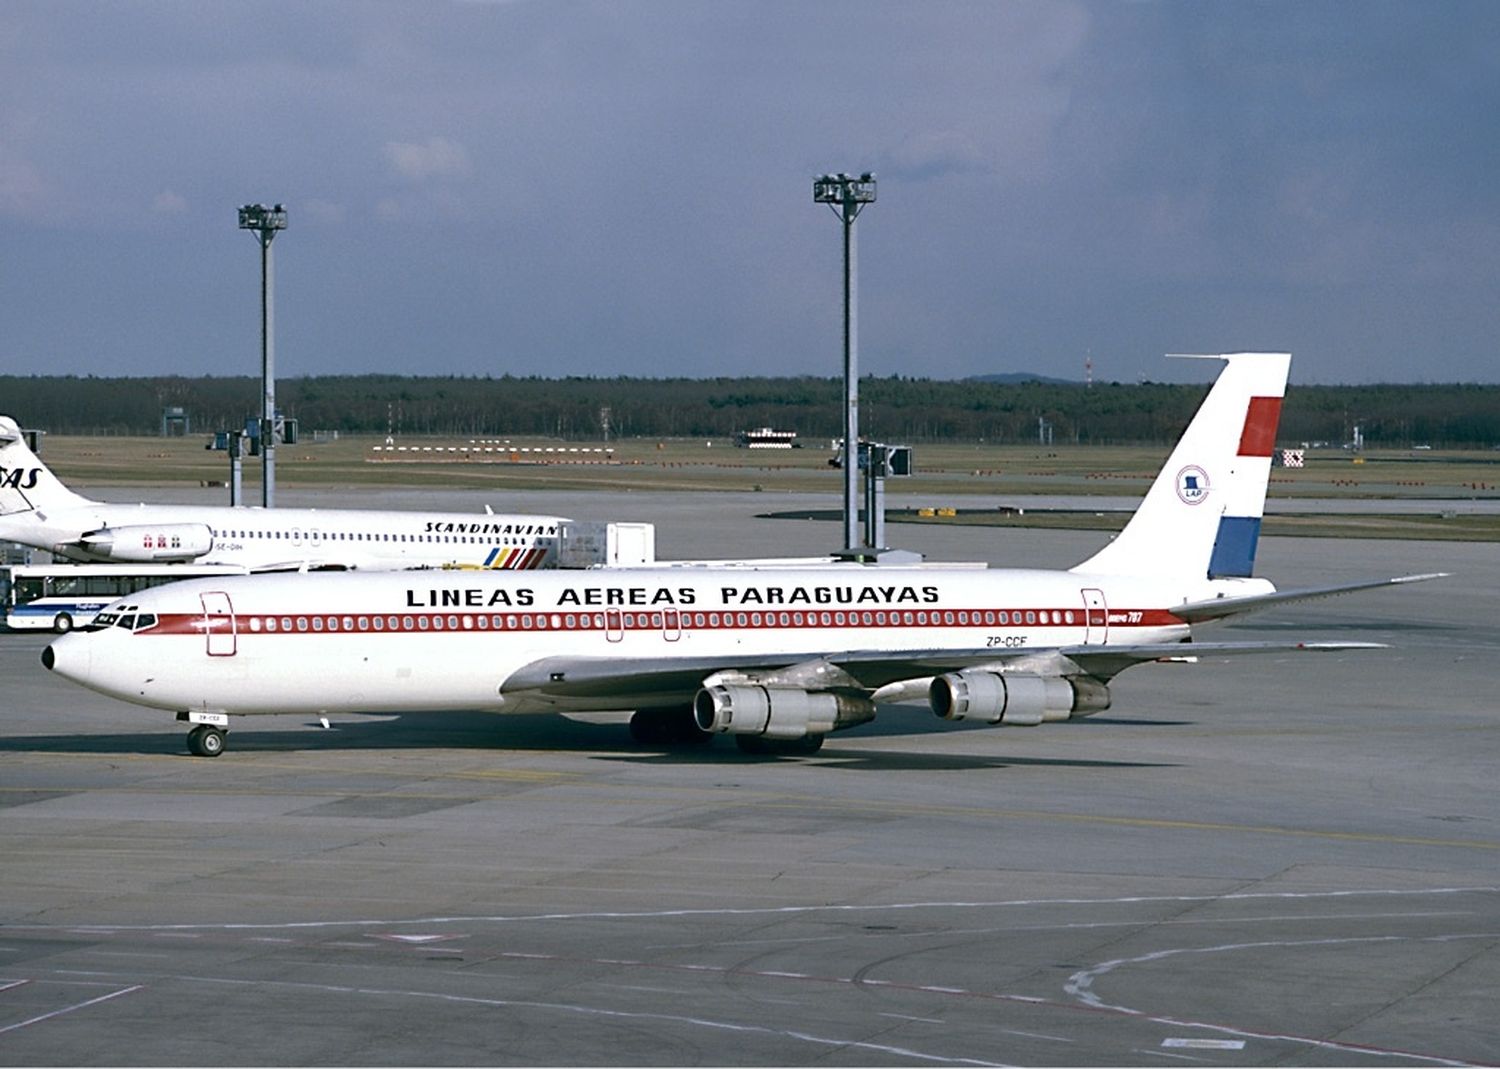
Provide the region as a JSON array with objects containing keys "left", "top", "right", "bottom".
[
  {"left": 628, "top": 709, "right": 669, "bottom": 744},
  {"left": 676, "top": 719, "right": 714, "bottom": 746},
  {"left": 52, "top": 612, "right": 74, "bottom": 634},
  {"left": 187, "top": 725, "right": 226, "bottom": 757},
  {"left": 793, "top": 733, "right": 825, "bottom": 755},
  {"left": 630, "top": 707, "right": 711, "bottom": 746},
  {"left": 735, "top": 734, "right": 824, "bottom": 756},
  {"left": 665, "top": 705, "right": 712, "bottom": 745}
]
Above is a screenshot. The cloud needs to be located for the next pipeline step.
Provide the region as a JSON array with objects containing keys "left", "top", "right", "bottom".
[
  {"left": 301, "top": 199, "right": 348, "bottom": 225},
  {"left": 0, "top": 157, "right": 48, "bottom": 220},
  {"left": 878, "top": 130, "right": 992, "bottom": 182},
  {"left": 383, "top": 136, "right": 472, "bottom": 183},
  {"left": 151, "top": 189, "right": 189, "bottom": 216}
]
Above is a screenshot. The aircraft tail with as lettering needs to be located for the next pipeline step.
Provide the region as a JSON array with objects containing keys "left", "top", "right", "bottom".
[{"left": 0, "top": 415, "right": 92, "bottom": 517}]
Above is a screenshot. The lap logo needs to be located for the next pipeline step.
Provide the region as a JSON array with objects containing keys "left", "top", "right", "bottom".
[
  {"left": 1, "top": 466, "right": 41, "bottom": 490},
  {"left": 1174, "top": 464, "right": 1210, "bottom": 505}
]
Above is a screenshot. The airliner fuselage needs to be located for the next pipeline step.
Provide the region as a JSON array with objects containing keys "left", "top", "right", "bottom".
[
  {"left": 8, "top": 500, "right": 563, "bottom": 571},
  {"left": 46, "top": 565, "right": 1255, "bottom": 717}
]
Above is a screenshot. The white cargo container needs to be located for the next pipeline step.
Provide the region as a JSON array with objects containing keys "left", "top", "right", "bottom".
[{"left": 557, "top": 521, "right": 656, "bottom": 568}]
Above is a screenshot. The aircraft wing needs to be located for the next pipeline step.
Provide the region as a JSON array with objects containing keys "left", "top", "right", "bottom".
[
  {"left": 1056, "top": 639, "right": 1386, "bottom": 682},
  {"left": 501, "top": 639, "right": 1386, "bottom": 708},
  {"left": 1173, "top": 572, "right": 1447, "bottom": 624}
]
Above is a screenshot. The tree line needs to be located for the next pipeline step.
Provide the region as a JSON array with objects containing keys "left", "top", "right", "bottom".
[{"left": 2, "top": 374, "right": 1497, "bottom": 447}]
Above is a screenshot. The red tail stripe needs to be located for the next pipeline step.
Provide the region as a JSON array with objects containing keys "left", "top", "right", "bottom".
[{"left": 1238, "top": 396, "right": 1282, "bottom": 457}]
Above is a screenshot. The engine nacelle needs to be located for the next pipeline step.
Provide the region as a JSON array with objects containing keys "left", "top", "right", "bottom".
[
  {"left": 71, "top": 523, "right": 213, "bottom": 563},
  {"left": 929, "top": 671, "right": 1110, "bottom": 726},
  {"left": 694, "top": 685, "right": 876, "bottom": 739}
]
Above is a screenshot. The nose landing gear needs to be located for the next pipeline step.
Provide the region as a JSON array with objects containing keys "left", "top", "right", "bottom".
[
  {"left": 186, "top": 724, "right": 226, "bottom": 757},
  {"left": 177, "top": 711, "right": 230, "bottom": 757}
]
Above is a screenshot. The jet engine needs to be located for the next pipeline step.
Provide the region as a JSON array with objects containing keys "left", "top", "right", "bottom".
[
  {"left": 694, "top": 684, "right": 876, "bottom": 739},
  {"left": 69, "top": 523, "right": 214, "bottom": 563},
  {"left": 929, "top": 671, "right": 1110, "bottom": 726}
]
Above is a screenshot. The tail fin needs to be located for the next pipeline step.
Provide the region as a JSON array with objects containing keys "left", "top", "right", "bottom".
[
  {"left": 0, "top": 415, "right": 91, "bottom": 516},
  {"left": 1070, "top": 353, "right": 1289, "bottom": 580}
]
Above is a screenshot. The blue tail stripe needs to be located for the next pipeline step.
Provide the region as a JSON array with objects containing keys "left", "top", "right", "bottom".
[{"left": 1208, "top": 516, "right": 1262, "bottom": 578}]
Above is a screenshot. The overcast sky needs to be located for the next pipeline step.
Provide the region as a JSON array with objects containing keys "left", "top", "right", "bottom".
[{"left": 3, "top": 1, "right": 1497, "bottom": 385}]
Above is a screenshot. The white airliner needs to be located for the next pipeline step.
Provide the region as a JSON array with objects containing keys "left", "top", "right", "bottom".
[
  {"left": 0, "top": 415, "right": 567, "bottom": 572},
  {"left": 43, "top": 354, "right": 1441, "bottom": 757}
]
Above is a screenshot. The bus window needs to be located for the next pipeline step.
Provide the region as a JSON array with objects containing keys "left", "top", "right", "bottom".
[{"left": 5, "top": 564, "right": 249, "bottom": 632}]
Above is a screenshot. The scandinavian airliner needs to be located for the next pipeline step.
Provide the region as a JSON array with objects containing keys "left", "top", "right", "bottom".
[
  {"left": 42, "top": 354, "right": 1442, "bottom": 757},
  {"left": 1, "top": 415, "right": 568, "bottom": 573}
]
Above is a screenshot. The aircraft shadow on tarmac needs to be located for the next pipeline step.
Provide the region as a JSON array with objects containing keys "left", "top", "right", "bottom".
[
  {"left": 595, "top": 749, "right": 1176, "bottom": 772},
  {"left": 0, "top": 708, "right": 1178, "bottom": 770}
]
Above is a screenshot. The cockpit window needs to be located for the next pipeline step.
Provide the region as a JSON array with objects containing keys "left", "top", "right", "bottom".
[
  {"left": 87, "top": 612, "right": 118, "bottom": 631},
  {"left": 134, "top": 613, "right": 157, "bottom": 630},
  {"left": 118, "top": 615, "right": 137, "bottom": 630}
]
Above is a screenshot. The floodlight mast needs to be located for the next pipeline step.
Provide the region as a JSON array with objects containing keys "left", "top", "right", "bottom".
[
  {"left": 237, "top": 203, "right": 287, "bottom": 508},
  {"left": 813, "top": 172, "right": 876, "bottom": 553}
]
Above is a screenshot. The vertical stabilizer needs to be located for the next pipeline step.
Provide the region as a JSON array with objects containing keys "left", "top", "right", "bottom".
[
  {"left": 0, "top": 415, "right": 91, "bottom": 516},
  {"left": 1070, "top": 353, "right": 1289, "bottom": 580}
]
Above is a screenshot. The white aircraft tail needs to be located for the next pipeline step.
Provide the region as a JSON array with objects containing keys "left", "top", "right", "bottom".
[
  {"left": 0, "top": 415, "right": 92, "bottom": 516},
  {"left": 1070, "top": 353, "right": 1290, "bottom": 581}
]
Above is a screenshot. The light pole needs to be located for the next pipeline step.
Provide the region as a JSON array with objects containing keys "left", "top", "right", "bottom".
[
  {"left": 813, "top": 172, "right": 876, "bottom": 553},
  {"left": 238, "top": 203, "right": 287, "bottom": 507}
]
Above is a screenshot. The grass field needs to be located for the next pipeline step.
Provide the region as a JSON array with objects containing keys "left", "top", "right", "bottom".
[{"left": 38, "top": 431, "right": 1500, "bottom": 540}]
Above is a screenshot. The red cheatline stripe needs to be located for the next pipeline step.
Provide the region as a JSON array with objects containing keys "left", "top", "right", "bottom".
[
  {"left": 1238, "top": 396, "right": 1282, "bottom": 457},
  {"left": 139, "top": 607, "right": 1184, "bottom": 637}
]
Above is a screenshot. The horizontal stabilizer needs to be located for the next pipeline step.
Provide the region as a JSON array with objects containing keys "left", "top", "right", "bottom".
[{"left": 1173, "top": 572, "right": 1449, "bottom": 624}]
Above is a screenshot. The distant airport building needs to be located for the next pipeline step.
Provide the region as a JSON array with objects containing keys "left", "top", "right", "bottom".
[{"left": 735, "top": 427, "right": 798, "bottom": 449}]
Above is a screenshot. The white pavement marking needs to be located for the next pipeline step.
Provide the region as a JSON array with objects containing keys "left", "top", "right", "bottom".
[
  {"left": 0, "top": 985, "right": 142, "bottom": 1036},
  {"left": 1066, "top": 933, "right": 1496, "bottom": 1067},
  {"left": 5, "top": 885, "right": 1493, "bottom": 934}
]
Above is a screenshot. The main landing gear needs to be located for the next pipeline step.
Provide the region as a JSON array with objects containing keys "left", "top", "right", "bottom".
[
  {"left": 628, "top": 706, "right": 712, "bottom": 746},
  {"left": 734, "top": 734, "right": 825, "bottom": 756},
  {"left": 626, "top": 708, "right": 826, "bottom": 755}
]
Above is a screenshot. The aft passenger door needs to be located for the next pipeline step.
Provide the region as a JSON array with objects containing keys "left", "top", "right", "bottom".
[{"left": 200, "top": 591, "right": 237, "bottom": 657}]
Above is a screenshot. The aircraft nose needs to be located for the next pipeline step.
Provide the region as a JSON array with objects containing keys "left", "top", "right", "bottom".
[{"left": 42, "top": 634, "right": 90, "bottom": 685}]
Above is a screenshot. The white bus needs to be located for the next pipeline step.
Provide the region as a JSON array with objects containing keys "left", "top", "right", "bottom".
[{"left": 3, "top": 563, "right": 249, "bottom": 633}]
